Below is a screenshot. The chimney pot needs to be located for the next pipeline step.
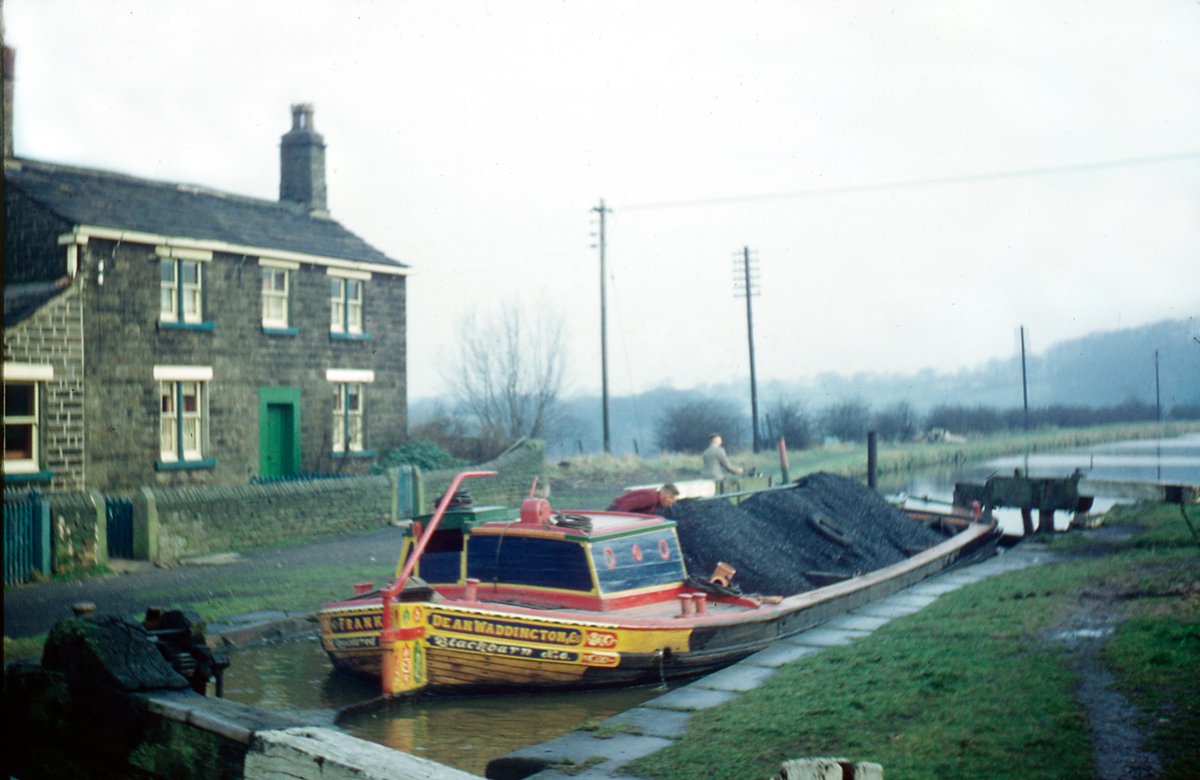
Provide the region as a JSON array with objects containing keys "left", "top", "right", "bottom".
[{"left": 280, "top": 102, "right": 327, "bottom": 215}]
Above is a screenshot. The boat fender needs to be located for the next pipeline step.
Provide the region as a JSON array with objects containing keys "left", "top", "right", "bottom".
[{"left": 520, "top": 497, "right": 552, "bottom": 526}]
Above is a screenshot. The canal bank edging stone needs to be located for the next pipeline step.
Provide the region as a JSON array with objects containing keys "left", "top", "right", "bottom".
[
  {"left": 206, "top": 610, "right": 319, "bottom": 648},
  {"left": 488, "top": 546, "right": 1053, "bottom": 780}
]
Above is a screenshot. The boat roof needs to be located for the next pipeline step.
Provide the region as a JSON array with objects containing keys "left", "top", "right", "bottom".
[{"left": 469, "top": 509, "right": 675, "bottom": 542}]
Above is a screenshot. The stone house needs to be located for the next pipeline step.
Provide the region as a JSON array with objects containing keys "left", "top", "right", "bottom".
[{"left": 4, "top": 49, "right": 409, "bottom": 492}]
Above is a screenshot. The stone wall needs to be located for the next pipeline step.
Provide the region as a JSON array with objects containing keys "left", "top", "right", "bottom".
[
  {"left": 28, "top": 440, "right": 546, "bottom": 570},
  {"left": 46, "top": 492, "right": 104, "bottom": 575},
  {"left": 150, "top": 476, "right": 391, "bottom": 564},
  {"left": 3, "top": 282, "right": 87, "bottom": 492}
]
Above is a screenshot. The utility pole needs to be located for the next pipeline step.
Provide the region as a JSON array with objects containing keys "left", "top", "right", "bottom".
[
  {"left": 592, "top": 199, "right": 612, "bottom": 454},
  {"left": 1020, "top": 325, "right": 1029, "bottom": 433},
  {"left": 1154, "top": 350, "right": 1161, "bottom": 422},
  {"left": 734, "top": 246, "right": 762, "bottom": 452}
]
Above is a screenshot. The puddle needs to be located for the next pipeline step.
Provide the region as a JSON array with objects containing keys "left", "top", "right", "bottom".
[{"left": 1047, "top": 625, "right": 1115, "bottom": 644}]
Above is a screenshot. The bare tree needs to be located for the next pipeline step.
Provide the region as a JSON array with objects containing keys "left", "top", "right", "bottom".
[
  {"left": 447, "top": 299, "right": 568, "bottom": 441},
  {"left": 656, "top": 397, "right": 747, "bottom": 454},
  {"left": 818, "top": 398, "right": 872, "bottom": 442},
  {"left": 765, "top": 398, "right": 815, "bottom": 450},
  {"left": 872, "top": 401, "right": 919, "bottom": 442}
]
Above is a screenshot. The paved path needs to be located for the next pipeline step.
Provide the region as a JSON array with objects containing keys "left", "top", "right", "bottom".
[
  {"left": 487, "top": 545, "right": 1054, "bottom": 780},
  {"left": 3, "top": 524, "right": 408, "bottom": 640}
]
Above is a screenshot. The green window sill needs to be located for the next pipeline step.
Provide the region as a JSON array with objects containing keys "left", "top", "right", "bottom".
[
  {"left": 159, "top": 320, "right": 215, "bottom": 332},
  {"left": 155, "top": 457, "right": 218, "bottom": 471},
  {"left": 4, "top": 469, "right": 54, "bottom": 483}
]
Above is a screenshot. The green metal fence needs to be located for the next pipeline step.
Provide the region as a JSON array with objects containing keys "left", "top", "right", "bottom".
[{"left": 4, "top": 491, "right": 51, "bottom": 585}]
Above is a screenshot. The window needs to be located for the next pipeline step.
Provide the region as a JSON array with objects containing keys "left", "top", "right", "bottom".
[
  {"left": 158, "top": 247, "right": 212, "bottom": 329},
  {"left": 261, "top": 267, "right": 290, "bottom": 328},
  {"left": 328, "top": 269, "right": 370, "bottom": 337},
  {"left": 332, "top": 382, "right": 364, "bottom": 452},
  {"left": 160, "top": 381, "right": 206, "bottom": 461},
  {"left": 3, "top": 364, "right": 53, "bottom": 477},
  {"left": 4, "top": 382, "right": 39, "bottom": 474},
  {"left": 154, "top": 366, "right": 214, "bottom": 469},
  {"left": 161, "top": 259, "right": 203, "bottom": 323},
  {"left": 327, "top": 368, "right": 375, "bottom": 456}
]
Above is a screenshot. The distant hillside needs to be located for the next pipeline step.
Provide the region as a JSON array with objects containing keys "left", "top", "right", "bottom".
[{"left": 414, "top": 318, "right": 1200, "bottom": 458}]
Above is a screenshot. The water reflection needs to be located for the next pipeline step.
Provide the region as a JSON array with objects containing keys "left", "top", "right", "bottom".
[
  {"left": 221, "top": 634, "right": 670, "bottom": 776},
  {"left": 881, "top": 432, "right": 1200, "bottom": 534}
]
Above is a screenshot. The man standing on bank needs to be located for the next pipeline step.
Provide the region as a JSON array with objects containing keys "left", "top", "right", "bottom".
[
  {"left": 702, "top": 433, "right": 744, "bottom": 481},
  {"left": 608, "top": 483, "right": 681, "bottom": 515}
]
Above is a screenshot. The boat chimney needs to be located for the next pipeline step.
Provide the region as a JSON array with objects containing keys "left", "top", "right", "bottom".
[{"left": 519, "top": 498, "right": 552, "bottom": 527}]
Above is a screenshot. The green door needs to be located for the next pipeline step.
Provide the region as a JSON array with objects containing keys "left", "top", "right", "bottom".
[{"left": 259, "top": 387, "right": 300, "bottom": 478}]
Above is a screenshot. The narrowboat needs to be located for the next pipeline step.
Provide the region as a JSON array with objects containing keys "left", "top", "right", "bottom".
[{"left": 318, "top": 470, "right": 999, "bottom": 696}]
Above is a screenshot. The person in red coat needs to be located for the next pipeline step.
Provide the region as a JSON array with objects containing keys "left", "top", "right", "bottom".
[{"left": 608, "top": 483, "right": 681, "bottom": 515}]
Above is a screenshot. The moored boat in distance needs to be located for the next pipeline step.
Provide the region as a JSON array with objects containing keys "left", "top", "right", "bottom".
[{"left": 319, "top": 470, "right": 1000, "bottom": 696}]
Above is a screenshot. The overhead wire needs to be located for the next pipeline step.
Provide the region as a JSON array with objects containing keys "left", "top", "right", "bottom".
[
  {"left": 617, "top": 151, "right": 1200, "bottom": 212},
  {"left": 602, "top": 210, "right": 649, "bottom": 453}
]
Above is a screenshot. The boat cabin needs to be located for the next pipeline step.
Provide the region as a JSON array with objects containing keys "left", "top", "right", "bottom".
[{"left": 399, "top": 498, "right": 688, "bottom": 611}]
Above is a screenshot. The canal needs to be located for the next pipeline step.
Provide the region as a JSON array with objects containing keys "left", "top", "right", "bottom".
[
  {"left": 219, "top": 433, "right": 1200, "bottom": 776},
  {"left": 221, "top": 634, "right": 672, "bottom": 776}
]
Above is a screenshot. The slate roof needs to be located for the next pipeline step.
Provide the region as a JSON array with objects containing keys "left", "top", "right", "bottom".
[
  {"left": 4, "top": 158, "right": 405, "bottom": 268},
  {"left": 4, "top": 280, "right": 70, "bottom": 327}
]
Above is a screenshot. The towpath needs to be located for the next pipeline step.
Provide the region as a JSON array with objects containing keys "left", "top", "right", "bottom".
[{"left": 3, "top": 524, "right": 407, "bottom": 641}]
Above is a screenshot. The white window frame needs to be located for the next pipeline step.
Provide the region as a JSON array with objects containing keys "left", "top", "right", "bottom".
[
  {"left": 3, "top": 364, "right": 54, "bottom": 475},
  {"left": 154, "top": 366, "right": 212, "bottom": 463},
  {"left": 160, "top": 258, "right": 179, "bottom": 322},
  {"left": 328, "top": 268, "right": 370, "bottom": 335},
  {"left": 261, "top": 266, "right": 291, "bottom": 328},
  {"left": 158, "top": 247, "right": 212, "bottom": 325},
  {"left": 327, "top": 369, "right": 374, "bottom": 453}
]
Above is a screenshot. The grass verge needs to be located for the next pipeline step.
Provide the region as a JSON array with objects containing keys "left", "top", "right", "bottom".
[
  {"left": 129, "top": 559, "right": 398, "bottom": 626},
  {"left": 627, "top": 502, "right": 1200, "bottom": 780}
]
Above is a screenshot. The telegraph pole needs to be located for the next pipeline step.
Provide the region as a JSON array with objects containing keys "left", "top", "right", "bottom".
[
  {"left": 1154, "top": 350, "right": 1161, "bottom": 422},
  {"left": 592, "top": 199, "right": 612, "bottom": 454},
  {"left": 734, "top": 246, "right": 762, "bottom": 452},
  {"left": 1020, "top": 325, "right": 1029, "bottom": 432}
]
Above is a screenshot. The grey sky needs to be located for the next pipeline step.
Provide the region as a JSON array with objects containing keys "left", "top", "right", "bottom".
[{"left": 5, "top": 1, "right": 1198, "bottom": 401}]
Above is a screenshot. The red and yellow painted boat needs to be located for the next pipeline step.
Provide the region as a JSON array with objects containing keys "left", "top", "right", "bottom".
[{"left": 319, "top": 471, "right": 998, "bottom": 696}]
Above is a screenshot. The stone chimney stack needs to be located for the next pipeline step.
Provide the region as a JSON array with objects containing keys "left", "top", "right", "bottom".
[
  {"left": 279, "top": 103, "right": 327, "bottom": 215},
  {"left": 3, "top": 46, "right": 15, "bottom": 158}
]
